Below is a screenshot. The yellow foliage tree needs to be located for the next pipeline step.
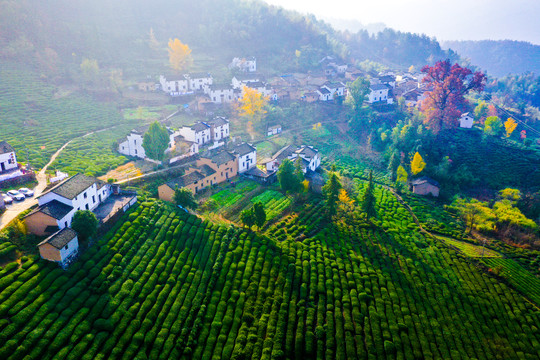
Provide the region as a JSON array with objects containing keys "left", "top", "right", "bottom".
[
  {"left": 411, "top": 152, "right": 426, "bottom": 175},
  {"left": 504, "top": 117, "right": 518, "bottom": 138},
  {"left": 168, "top": 38, "right": 192, "bottom": 73},
  {"left": 238, "top": 86, "right": 269, "bottom": 119},
  {"left": 302, "top": 179, "right": 310, "bottom": 192},
  {"left": 338, "top": 188, "right": 354, "bottom": 214}
]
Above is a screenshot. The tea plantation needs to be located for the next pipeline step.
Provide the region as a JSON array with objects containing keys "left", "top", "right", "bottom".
[
  {"left": 1, "top": 199, "right": 539, "bottom": 360},
  {"left": 0, "top": 62, "right": 136, "bottom": 170}
]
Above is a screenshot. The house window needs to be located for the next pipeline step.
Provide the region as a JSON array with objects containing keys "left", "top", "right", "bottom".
[
  {"left": 85, "top": 204, "right": 89, "bottom": 210},
  {"left": 92, "top": 195, "right": 95, "bottom": 203},
  {"left": 65, "top": 221, "right": 68, "bottom": 227},
  {"left": 84, "top": 192, "right": 87, "bottom": 199},
  {"left": 64, "top": 244, "right": 69, "bottom": 250}
]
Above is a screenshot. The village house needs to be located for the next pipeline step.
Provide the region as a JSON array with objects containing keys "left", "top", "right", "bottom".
[
  {"left": 0, "top": 141, "right": 17, "bottom": 173},
  {"left": 118, "top": 129, "right": 146, "bottom": 159},
  {"left": 231, "top": 74, "right": 264, "bottom": 89},
  {"left": 402, "top": 89, "right": 426, "bottom": 107},
  {"left": 24, "top": 173, "right": 112, "bottom": 236},
  {"left": 196, "top": 150, "right": 238, "bottom": 183},
  {"left": 321, "top": 81, "right": 346, "bottom": 98},
  {"left": 158, "top": 169, "right": 208, "bottom": 201},
  {"left": 345, "top": 68, "right": 366, "bottom": 81},
  {"left": 243, "top": 81, "right": 272, "bottom": 97},
  {"left": 178, "top": 122, "right": 212, "bottom": 146},
  {"left": 368, "top": 84, "right": 393, "bottom": 104},
  {"left": 38, "top": 228, "right": 79, "bottom": 267},
  {"left": 233, "top": 143, "right": 257, "bottom": 173},
  {"left": 267, "top": 125, "right": 282, "bottom": 137},
  {"left": 206, "top": 84, "right": 235, "bottom": 103},
  {"left": 302, "top": 92, "right": 320, "bottom": 103},
  {"left": 264, "top": 145, "right": 320, "bottom": 173},
  {"left": 167, "top": 133, "right": 199, "bottom": 164},
  {"left": 317, "top": 87, "right": 332, "bottom": 101},
  {"left": 229, "top": 57, "right": 257, "bottom": 72},
  {"left": 378, "top": 75, "right": 396, "bottom": 88},
  {"left": 159, "top": 75, "right": 191, "bottom": 96},
  {"left": 206, "top": 116, "right": 230, "bottom": 142},
  {"left": 459, "top": 112, "right": 474, "bottom": 128},
  {"left": 411, "top": 177, "right": 440, "bottom": 197},
  {"left": 242, "top": 166, "right": 277, "bottom": 185},
  {"left": 185, "top": 73, "right": 213, "bottom": 91},
  {"left": 319, "top": 56, "right": 348, "bottom": 74},
  {"left": 137, "top": 81, "right": 157, "bottom": 92}
]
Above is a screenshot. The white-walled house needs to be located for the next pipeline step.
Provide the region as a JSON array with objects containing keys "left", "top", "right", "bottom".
[
  {"left": 242, "top": 81, "right": 272, "bottom": 97},
  {"left": 186, "top": 73, "right": 213, "bottom": 91},
  {"left": 264, "top": 145, "right": 320, "bottom": 173},
  {"left": 0, "top": 141, "right": 18, "bottom": 173},
  {"left": 232, "top": 74, "right": 263, "bottom": 89},
  {"left": 321, "top": 81, "right": 346, "bottom": 98},
  {"left": 206, "top": 117, "right": 230, "bottom": 142},
  {"left": 159, "top": 75, "right": 190, "bottom": 95},
  {"left": 459, "top": 112, "right": 474, "bottom": 128},
  {"left": 206, "top": 85, "right": 235, "bottom": 103},
  {"left": 178, "top": 123, "right": 212, "bottom": 145},
  {"left": 233, "top": 143, "right": 257, "bottom": 173},
  {"left": 368, "top": 84, "right": 393, "bottom": 104},
  {"left": 317, "top": 88, "right": 332, "bottom": 101},
  {"left": 118, "top": 130, "right": 146, "bottom": 159},
  {"left": 38, "top": 228, "right": 79, "bottom": 267},
  {"left": 267, "top": 125, "right": 282, "bottom": 136},
  {"left": 229, "top": 57, "right": 257, "bottom": 72},
  {"left": 24, "top": 174, "right": 111, "bottom": 236}
]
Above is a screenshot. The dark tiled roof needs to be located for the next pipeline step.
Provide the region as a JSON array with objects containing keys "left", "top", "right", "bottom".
[
  {"left": 411, "top": 176, "right": 440, "bottom": 188},
  {"left": 206, "top": 151, "right": 236, "bottom": 166},
  {"left": 26, "top": 200, "right": 74, "bottom": 220},
  {"left": 244, "top": 167, "right": 275, "bottom": 178},
  {"left": 209, "top": 84, "right": 233, "bottom": 91},
  {"left": 191, "top": 123, "right": 210, "bottom": 132},
  {"left": 234, "top": 143, "right": 256, "bottom": 156},
  {"left": 245, "top": 81, "right": 266, "bottom": 88},
  {"left": 379, "top": 75, "right": 396, "bottom": 82},
  {"left": 206, "top": 116, "right": 229, "bottom": 127},
  {"left": 166, "top": 171, "right": 205, "bottom": 189},
  {"left": 41, "top": 174, "right": 97, "bottom": 200},
  {"left": 0, "top": 141, "right": 15, "bottom": 155},
  {"left": 199, "top": 164, "right": 216, "bottom": 177},
  {"left": 272, "top": 145, "right": 297, "bottom": 161},
  {"left": 234, "top": 74, "right": 262, "bottom": 81},
  {"left": 371, "top": 84, "right": 390, "bottom": 91},
  {"left": 296, "top": 146, "right": 318, "bottom": 158},
  {"left": 318, "top": 88, "right": 331, "bottom": 94},
  {"left": 38, "top": 228, "right": 78, "bottom": 250}
]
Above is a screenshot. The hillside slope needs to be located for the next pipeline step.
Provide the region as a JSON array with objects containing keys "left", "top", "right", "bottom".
[
  {"left": 0, "top": 196, "right": 539, "bottom": 359},
  {"left": 443, "top": 40, "right": 540, "bottom": 77}
]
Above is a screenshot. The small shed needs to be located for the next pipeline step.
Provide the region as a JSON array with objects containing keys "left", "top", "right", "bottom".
[
  {"left": 459, "top": 112, "right": 474, "bottom": 128},
  {"left": 411, "top": 177, "right": 440, "bottom": 197},
  {"left": 242, "top": 167, "right": 277, "bottom": 185},
  {"left": 37, "top": 228, "right": 79, "bottom": 267},
  {"left": 267, "top": 125, "right": 282, "bottom": 137}
]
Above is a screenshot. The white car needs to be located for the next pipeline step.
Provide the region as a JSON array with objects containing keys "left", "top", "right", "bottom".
[
  {"left": 7, "top": 190, "right": 25, "bottom": 201},
  {"left": 18, "top": 188, "right": 34, "bottom": 197},
  {"left": 2, "top": 194, "right": 13, "bottom": 205}
]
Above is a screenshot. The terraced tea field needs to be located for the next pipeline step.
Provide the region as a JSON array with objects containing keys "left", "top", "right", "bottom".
[{"left": 0, "top": 200, "right": 539, "bottom": 359}]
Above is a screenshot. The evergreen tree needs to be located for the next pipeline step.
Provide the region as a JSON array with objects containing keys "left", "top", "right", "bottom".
[
  {"left": 240, "top": 209, "right": 256, "bottom": 230},
  {"left": 322, "top": 170, "right": 342, "bottom": 218},
  {"left": 360, "top": 170, "right": 377, "bottom": 220},
  {"left": 142, "top": 122, "right": 170, "bottom": 161},
  {"left": 388, "top": 151, "right": 399, "bottom": 181},
  {"left": 294, "top": 157, "right": 304, "bottom": 186},
  {"left": 253, "top": 202, "right": 266, "bottom": 230},
  {"left": 71, "top": 210, "right": 98, "bottom": 242},
  {"left": 173, "top": 186, "right": 198, "bottom": 209},
  {"left": 278, "top": 158, "right": 301, "bottom": 192}
]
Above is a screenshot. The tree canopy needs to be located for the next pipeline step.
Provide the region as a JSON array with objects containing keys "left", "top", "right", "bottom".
[
  {"left": 277, "top": 159, "right": 301, "bottom": 193},
  {"left": 173, "top": 187, "right": 198, "bottom": 210},
  {"left": 168, "top": 38, "right": 192, "bottom": 73},
  {"left": 71, "top": 210, "right": 98, "bottom": 242},
  {"left": 420, "top": 60, "right": 486, "bottom": 132},
  {"left": 253, "top": 202, "right": 266, "bottom": 230},
  {"left": 411, "top": 152, "right": 426, "bottom": 175},
  {"left": 322, "top": 170, "right": 342, "bottom": 218},
  {"left": 142, "top": 122, "right": 170, "bottom": 161},
  {"left": 360, "top": 170, "right": 377, "bottom": 220}
]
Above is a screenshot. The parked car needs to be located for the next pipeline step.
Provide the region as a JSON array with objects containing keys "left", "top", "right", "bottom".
[
  {"left": 18, "top": 188, "right": 34, "bottom": 197},
  {"left": 2, "top": 193, "right": 13, "bottom": 205},
  {"left": 7, "top": 190, "right": 25, "bottom": 201}
]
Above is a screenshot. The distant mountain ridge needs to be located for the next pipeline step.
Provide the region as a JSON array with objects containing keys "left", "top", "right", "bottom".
[{"left": 442, "top": 40, "right": 540, "bottom": 77}]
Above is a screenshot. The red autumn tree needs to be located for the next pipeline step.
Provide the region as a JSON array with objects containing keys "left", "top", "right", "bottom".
[{"left": 420, "top": 60, "right": 486, "bottom": 132}]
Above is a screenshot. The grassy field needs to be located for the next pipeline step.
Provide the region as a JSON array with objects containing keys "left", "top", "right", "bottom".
[
  {"left": 0, "top": 200, "right": 539, "bottom": 359},
  {"left": 0, "top": 62, "right": 136, "bottom": 170},
  {"left": 438, "top": 236, "right": 503, "bottom": 258}
]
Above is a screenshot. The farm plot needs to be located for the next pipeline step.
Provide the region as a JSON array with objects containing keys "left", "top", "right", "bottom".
[
  {"left": 0, "top": 200, "right": 539, "bottom": 359},
  {"left": 208, "top": 181, "right": 259, "bottom": 209},
  {"left": 48, "top": 124, "right": 135, "bottom": 177},
  {"left": 482, "top": 257, "right": 540, "bottom": 306},
  {"left": 439, "top": 236, "right": 502, "bottom": 258},
  {"left": 0, "top": 63, "right": 135, "bottom": 169},
  {"left": 250, "top": 190, "right": 292, "bottom": 221}
]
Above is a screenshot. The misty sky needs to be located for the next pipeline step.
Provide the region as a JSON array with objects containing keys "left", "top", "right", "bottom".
[{"left": 264, "top": 0, "right": 540, "bottom": 44}]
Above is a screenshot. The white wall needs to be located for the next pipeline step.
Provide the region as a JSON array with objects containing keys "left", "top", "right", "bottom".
[
  {"left": 211, "top": 123, "right": 230, "bottom": 141},
  {"left": 118, "top": 133, "right": 145, "bottom": 159},
  {"left": 368, "top": 89, "right": 389, "bottom": 103},
  {"left": 209, "top": 89, "right": 234, "bottom": 103},
  {"left": 59, "top": 236, "right": 79, "bottom": 263},
  {"left": 189, "top": 77, "right": 213, "bottom": 91},
  {"left": 0, "top": 151, "right": 17, "bottom": 173},
  {"left": 238, "top": 151, "right": 256, "bottom": 173}
]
